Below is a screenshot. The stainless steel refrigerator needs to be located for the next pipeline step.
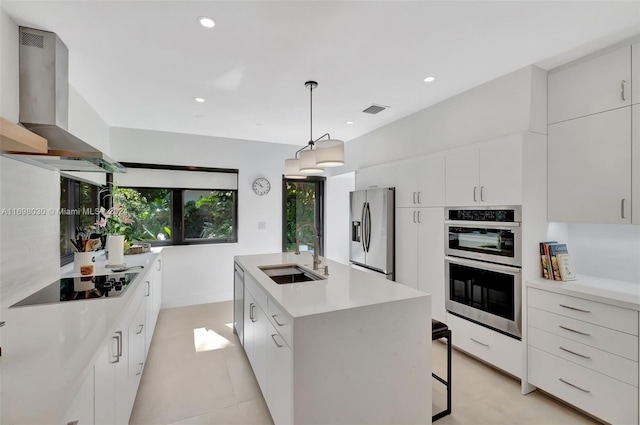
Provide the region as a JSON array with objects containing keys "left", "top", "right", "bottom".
[{"left": 349, "top": 187, "right": 395, "bottom": 280}]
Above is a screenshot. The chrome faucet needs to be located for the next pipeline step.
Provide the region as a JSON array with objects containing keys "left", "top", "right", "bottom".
[{"left": 294, "top": 223, "right": 321, "bottom": 270}]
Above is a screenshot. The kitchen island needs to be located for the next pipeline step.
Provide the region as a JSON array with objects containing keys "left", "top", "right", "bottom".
[{"left": 234, "top": 252, "right": 432, "bottom": 425}]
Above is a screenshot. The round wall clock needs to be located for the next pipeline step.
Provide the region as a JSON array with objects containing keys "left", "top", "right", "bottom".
[{"left": 252, "top": 177, "right": 271, "bottom": 196}]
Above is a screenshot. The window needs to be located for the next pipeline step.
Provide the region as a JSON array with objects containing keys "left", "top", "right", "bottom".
[
  {"left": 60, "top": 177, "right": 101, "bottom": 265},
  {"left": 112, "top": 164, "right": 238, "bottom": 245},
  {"left": 282, "top": 177, "right": 325, "bottom": 255}
]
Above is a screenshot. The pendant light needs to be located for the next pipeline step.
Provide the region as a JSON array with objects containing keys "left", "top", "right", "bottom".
[{"left": 284, "top": 81, "right": 345, "bottom": 177}]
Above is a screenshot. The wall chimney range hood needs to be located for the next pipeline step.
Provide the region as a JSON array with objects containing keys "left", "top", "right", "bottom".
[{"left": 3, "top": 27, "right": 124, "bottom": 173}]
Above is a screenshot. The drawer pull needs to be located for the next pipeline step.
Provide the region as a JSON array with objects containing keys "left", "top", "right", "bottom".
[
  {"left": 136, "top": 324, "right": 144, "bottom": 335},
  {"left": 271, "top": 334, "right": 283, "bottom": 348},
  {"left": 559, "top": 304, "right": 590, "bottom": 313},
  {"left": 470, "top": 337, "right": 490, "bottom": 347},
  {"left": 559, "top": 325, "right": 591, "bottom": 336},
  {"left": 271, "top": 315, "right": 285, "bottom": 326},
  {"left": 559, "top": 378, "right": 590, "bottom": 393},
  {"left": 559, "top": 346, "right": 591, "bottom": 360},
  {"left": 136, "top": 362, "right": 144, "bottom": 376}
]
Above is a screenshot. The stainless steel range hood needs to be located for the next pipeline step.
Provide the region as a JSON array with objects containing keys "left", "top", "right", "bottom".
[{"left": 3, "top": 27, "right": 124, "bottom": 173}]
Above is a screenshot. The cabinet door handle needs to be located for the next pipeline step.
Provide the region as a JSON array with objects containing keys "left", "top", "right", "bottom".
[
  {"left": 136, "top": 362, "right": 144, "bottom": 376},
  {"left": 111, "top": 333, "right": 121, "bottom": 363},
  {"left": 417, "top": 210, "right": 421, "bottom": 223},
  {"left": 559, "top": 346, "right": 591, "bottom": 359},
  {"left": 470, "top": 337, "right": 490, "bottom": 347},
  {"left": 621, "top": 198, "right": 626, "bottom": 219},
  {"left": 271, "top": 334, "right": 284, "bottom": 348},
  {"left": 621, "top": 80, "right": 626, "bottom": 101},
  {"left": 412, "top": 192, "right": 417, "bottom": 204},
  {"left": 559, "top": 378, "right": 590, "bottom": 393},
  {"left": 559, "top": 325, "right": 591, "bottom": 336},
  {"left": 417, "top": 191, "right": 421, "bottom": 204},
  {"left": 559, "top": 304, "right": 590, "bottom": 314},
  {"left": 145, "top": 281, "right": 150, "bottom": 297},
  {"left": 136, "top": 324, "right": 144, "bottom": 335},
  {"left": 413, "top": 211, "right": 417, "bottom": 223},
  {"left": 157, "top": 259, "right": 161, "bottom": 271},
  {"left": 480, "top": 186, "right": 485, "bottom": 202},
  {"left": 250, "top": 303, "right": 256, "bottom": 322},
  {"left": 473, "top": 186, "right": 478, "bottom": 202},
  {"left": 272, "top": 314, "right": 285, "bottom": 326}
]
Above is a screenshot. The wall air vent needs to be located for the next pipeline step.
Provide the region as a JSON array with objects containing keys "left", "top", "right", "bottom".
[
  {"left": 362, "top": 104, "right": 389, "bottom": 114},
  {"left": 21, "top": 31, "right": 44, "bottom": 48}
]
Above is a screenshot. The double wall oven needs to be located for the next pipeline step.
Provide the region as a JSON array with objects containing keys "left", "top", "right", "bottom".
[{"left": 445, "top": 206, "right": 522, "bottom": 339}]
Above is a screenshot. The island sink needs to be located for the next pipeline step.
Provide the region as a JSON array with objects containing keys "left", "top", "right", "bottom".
[{"left": 259, "top": 264, "right": 325, "bottom": 284}]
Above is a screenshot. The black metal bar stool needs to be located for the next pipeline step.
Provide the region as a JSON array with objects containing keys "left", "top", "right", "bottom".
[{"left": 432, "top": 319, "right": 452, "bottom": 421}]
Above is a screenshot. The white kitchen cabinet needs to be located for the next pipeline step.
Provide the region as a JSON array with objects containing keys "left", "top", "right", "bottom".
[
  {"left": 548, "top": 45, "right": 631, "bottom": 124},
  {"left": 355, "top": 165, "right": 394, "bottom": 191},
  {"left": 61, "top": 369, "right": 94, "bottom": 425},
  {"left": 128, "top": 298, "right": 146, "bottom": 385},
  {"left": 94, "top": 344, "right": 115, "bottom": 425},
  {"left": 266, "top": 321, "right": 293, "bottom": 425},
  {"left": 445, "top": 135, "right": 522, "bottom": 206},
  {"left": 395, "top": 155, "right": 445, "bottom": 208},
  {"left": 244, "top": 286, "right": 268, "bottom": 392},
  {"left": 145, "top": 255, "right": 163, "bottom": 354},
  {"left": 548, "top": 107, "right": 632, "bottom": 223},
  {"left": 395, "top": 208, "right": 445, "bottom": 322},
  {"left": 446, "top": 312, "right": 522, "bottom": 378},
  {"left": 527, "top": 287, "right": 639, "bottom": 424}
]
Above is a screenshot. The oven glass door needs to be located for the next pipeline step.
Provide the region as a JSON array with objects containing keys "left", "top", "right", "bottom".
[
  {"left": 448, "top": 262, "right": 515, "bottom": 320},
  {"left": 446, "top": 223, "right": 520, "bottom": 265}
]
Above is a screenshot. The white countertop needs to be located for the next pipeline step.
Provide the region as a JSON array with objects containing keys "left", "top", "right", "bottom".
[
  {"left": 234, "top": 252, "right": 429, "bottom": 318},
  {"left": 527, "top": 275, "right": 640, "bottom": 311},
  {"left": 1, "top": 249, "right": 161, "bottom": 425}
]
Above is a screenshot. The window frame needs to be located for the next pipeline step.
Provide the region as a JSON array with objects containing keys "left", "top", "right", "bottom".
[
  {"left": 112, "top": 164, "right": 239, "bottom": 246},
  {"left": 60, "top": 176, "right": 102, "bottom": 267},
  {"left": 281, "top": 176, "right": 325, "bottom": 256}
]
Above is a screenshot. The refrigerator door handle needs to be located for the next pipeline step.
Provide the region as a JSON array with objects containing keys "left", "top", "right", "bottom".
[
  {"left": 365, "top": 202, "right": 372, "bottom": 252},
  {"left": 361, "top": 203, "right": 367, "bottom": 253}
]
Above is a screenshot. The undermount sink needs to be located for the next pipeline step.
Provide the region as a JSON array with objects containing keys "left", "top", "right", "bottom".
[{"left": 259, "top": 264, "right": 326, "bottom": 285}]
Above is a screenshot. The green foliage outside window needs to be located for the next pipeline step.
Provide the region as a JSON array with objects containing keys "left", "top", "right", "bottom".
[
  {"left": 113, "top": 188, "right": 172, "bottom": 242},
  {"left": 184, "top": 190, "right": 234, "bottom": 240},
  {"left": 285, "top": 181, "right": 317, "bottom": 252}
]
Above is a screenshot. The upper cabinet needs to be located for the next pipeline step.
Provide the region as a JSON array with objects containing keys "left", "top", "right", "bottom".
[
  {"left": 548, "top": 107, "right": 632, "bottom": 224},
  {"left": 548, "top": 46, "right": 631, "bottom": 124},
  {"left": 445, "top": 135, "right": 523, "bottom": 206},
  {"left": 547, "top": 42, "right": 638, "bottom": 224}
]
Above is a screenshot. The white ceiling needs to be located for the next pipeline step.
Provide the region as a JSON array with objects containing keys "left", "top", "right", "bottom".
[{"left": 2, "top": 1, "right": 639, "bottom": 146}]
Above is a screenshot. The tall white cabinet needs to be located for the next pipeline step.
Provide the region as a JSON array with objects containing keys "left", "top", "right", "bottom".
[{"left": 547, "top": 43, "right": 638, "bottom": 224}]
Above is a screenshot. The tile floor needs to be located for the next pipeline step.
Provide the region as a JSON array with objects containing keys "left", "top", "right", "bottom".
[{"left": 130, "top": 301, "right": 601, "bottom": 425}]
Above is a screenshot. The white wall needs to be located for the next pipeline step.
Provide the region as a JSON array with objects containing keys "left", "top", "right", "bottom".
[
  {"left": 109, "top": 126, "right": 294, "bottom": 308},
  {"left": 0, "top": 10, "right": 111, "bottom": 308},
  {"left": 338, "top": 65, "right": 546, "bottom": 174},
  {"left": 325, "top": 172, "right": 355, "bottom": 265},
  {"left": 568, "top": 224, "right": 640, "bottom": 283}
]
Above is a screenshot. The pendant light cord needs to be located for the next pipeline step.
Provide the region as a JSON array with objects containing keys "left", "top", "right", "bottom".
[{"left": 309, "top": 83, "right": 313, "bottom": 147}]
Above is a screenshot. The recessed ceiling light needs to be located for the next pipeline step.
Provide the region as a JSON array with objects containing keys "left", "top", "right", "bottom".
[
  {"left": 198, "top": 17, "right": 215, "bottom": 28},
  {"left": 423, "top": 76, "right": 436, "bottom": 83},
  {"left": 194, "top": 97, "right": 205, "bottom": 103},
  {"left": 346, "top": 121, "right": 354, "bottom": 125}
]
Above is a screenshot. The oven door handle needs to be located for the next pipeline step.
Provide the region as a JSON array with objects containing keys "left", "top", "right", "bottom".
[
  {"left": 445, "top": 256, "right": 522, "bottom": 273},
  {"left": 445, "top": 220, "right": 521, "bottom": 228}
]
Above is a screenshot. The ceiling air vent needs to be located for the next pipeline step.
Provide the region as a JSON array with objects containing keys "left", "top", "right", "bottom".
[
  {"left": 21, "top": 31, "right": 44, "bottom": 48},
  {"left": 362, "top": 104, "right": 389, "bottom": 114}
]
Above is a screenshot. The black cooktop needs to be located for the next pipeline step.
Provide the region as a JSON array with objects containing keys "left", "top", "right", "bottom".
[{"left": 11, "top": 272, "right": 139, "bottom": 308}]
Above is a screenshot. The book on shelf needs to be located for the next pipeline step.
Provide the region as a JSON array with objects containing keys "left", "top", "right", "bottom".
[
  {"left": 556, "top": 253, "right": 577, "bottom": 281},
  {"left": 548, "top": 243, "right": 569, "bottom": 281},
  {"left": 539, "top": 241, "right": 557, "bottom": 280}
]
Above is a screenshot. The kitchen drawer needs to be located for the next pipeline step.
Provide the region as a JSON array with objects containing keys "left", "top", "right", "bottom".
[
  {"left": 529, "top": 346, "right": 638, "bottom": 425},
  {"left": 528, "top": 307, "right": 638, "bottom": 361},
  {"left": 245, "top": 273, "right": 268, "bottom": 311},
  {"left": 528, "top": 326, "right": 638, "bottom": 387},
  {"left": 446, "top": 312, "right": 521, "bottom": 378},
  {"left": 267, "top": 298, "right": 292, "bottom": 347},
  {"left": 528, "top": 288, "right": 638, "bottom": 335}
]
